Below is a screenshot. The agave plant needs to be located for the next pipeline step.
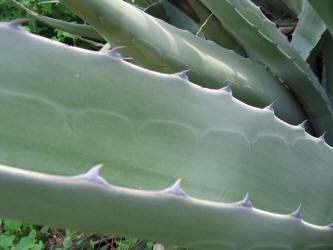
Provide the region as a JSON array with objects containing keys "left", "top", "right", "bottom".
[{"left": 1, "top": 0, "right": 333, "bottom": 248}]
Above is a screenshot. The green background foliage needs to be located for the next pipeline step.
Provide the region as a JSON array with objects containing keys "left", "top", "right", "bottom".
[{"left": 0, "top": 0, "right": 98, "bottom": 47}]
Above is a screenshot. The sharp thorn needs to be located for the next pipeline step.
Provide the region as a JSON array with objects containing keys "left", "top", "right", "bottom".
[
  {"left": 70, "top": 164, "right": 109, "bottom": 186},
  {"left": 290, "top": 204, "right": 302, "bottom": 219},
  {"left": 298, "top": 120, "right": 307, "bottom": 129},
  {"left": 319, "top": 132, "right": 326, "bottom": 141},
  {"left": 264, "top": 100, "right": 277, "bottom": 112},
  {"left": 220, "top": 82, "right": 233, "bottom": 94},
  {"left": 8, "top": 18, "right": 32, "bottom": 29},
  {"left": 86, "top": 164, "right": 103, "bottom": 176},
  {"left": 174, "top": 69, "right": 191, "bottom": 80},
  {"left": 106, "top": 46, "right": 127, "bottom": 58},
  {"left": 237, "top": 193, "right": 253, "bottom": 207},
  {"left": 161, "top": 178, "right": 186, "bottom": 196}
]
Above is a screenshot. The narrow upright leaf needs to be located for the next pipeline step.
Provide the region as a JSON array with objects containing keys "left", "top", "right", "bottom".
[{"left": 291, "top": 0, "right": 326, "bottom": 60}]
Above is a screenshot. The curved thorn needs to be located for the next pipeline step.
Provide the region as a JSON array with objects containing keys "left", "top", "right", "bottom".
[
  {"left": 237, "top": 193, "right": 253, "bottom": 208},
  {"left": 86, "top": 164, "right": 104, "bottom": 176},
  {"left": 319, "top": 132, "right": 326, "bottom": 141},
  {"left": 290, "top": 204, "right": 302, "bottom": 219},
  {"left": 174, "top": 69, "right": 191, "bottom": 80},
  {"left": 161, "top": 178, "right": 187, "bottom": 196},
  {"left": 8, "top": 18, "right": 32, "bottom": 29},
  {"left": 69, "top": 164, "right": 109, "bottom": 186},
  {"left": 220, "top": 82, "right": 233, "bottom": 94},
  {"left": 264, "top": 100, "right": 277, "bottom": 112},
  {"left": 298, "top": 120, "right": 308, "bottom": 129},
  {"left": 106, "top": 46, "right": 127, "bottom": 58}
]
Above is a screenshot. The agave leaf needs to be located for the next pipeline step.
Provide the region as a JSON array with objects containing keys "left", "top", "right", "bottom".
[
  {"left": 198, "top": 0, "right": 333, "bottom": 144},
  {"left": 2, "top": 165, "right": 333, "bottom": 249},
  {"left": 307, "top": 31, "right": 333, "bottom": 107},
  {"left": 144, "top": 2, "right": 171, "bottom": 22},
  {"left": 251, "top": 0, "right": 296, "bottom": 25},
  {"left": 188, "top": 0, "right": 245, "bottom": 56},
  {"left": 10, "top": 0, "right": 103, "bottom": 41},
  {"left": 308, "top": 0, "right": 333, "bottom": 37},
  {"left": 291, "top": 0, "right": 326, "bottom": 60},
  {"left": 322, "top": 34, "right": 333, "bottom": 104},
  {"left": 158, "top": 0, "right": 204, "bottom": 37},
  {"left": 0, "top": 21, "right": 333, "bottom": 249},
  {"left": 125, "top": 0, "right": 157, "bottom": 9},
  {"left": 281, "top": 0, "right": 303, "bottom": 15},
  {"left": 59, "top": 0, "right": 307, "bottom": 128}
]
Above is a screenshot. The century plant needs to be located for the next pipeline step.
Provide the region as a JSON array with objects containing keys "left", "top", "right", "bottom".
[{"left": 0, "top": 0, "right": 333, "bottom": 248}]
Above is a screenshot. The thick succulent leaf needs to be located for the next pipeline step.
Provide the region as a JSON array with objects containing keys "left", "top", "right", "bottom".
[
  {"left": 2, "top": 165, "right": 333, "bottom": 250},
  {"left": 0, "top": 21, "right": 333, "bottom": 249},
  {"left": 308, "top": 0, "right": 333, "bottom": 37},
  {"left": 307, "top": 32, "right": 333, "bottom": 108},
  {"left": 291, "top": 0, "right": 326, "bottom": 60},
  {"left": 188, "top": 0, "right": 245, "bottom": 56},
  {"left": 323, "top": 34, "right": 333, "bottom": 104},
  {"left": 58, "top": 0, "right": 307, "bottom": 128},
  {"left": 251, "top": 0, "right": 296, "bottom": 23},
  {"left": 158, "top": 0, "right": 204, "bottom": 37},
  {"left": 281, "top": 0, "right": 302, "bottom": 15},
  {"left": 144, "top": 2, "right": 171, "bottom": 22},
  {"left": 125, "top": 0, "right": 157, "bottom": 9},
  {"left": 198, "top": 0, "right": 333, "bottom": 145},
  {"left": 11, "top": 0, "right": 103, "bottom": 41}
]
